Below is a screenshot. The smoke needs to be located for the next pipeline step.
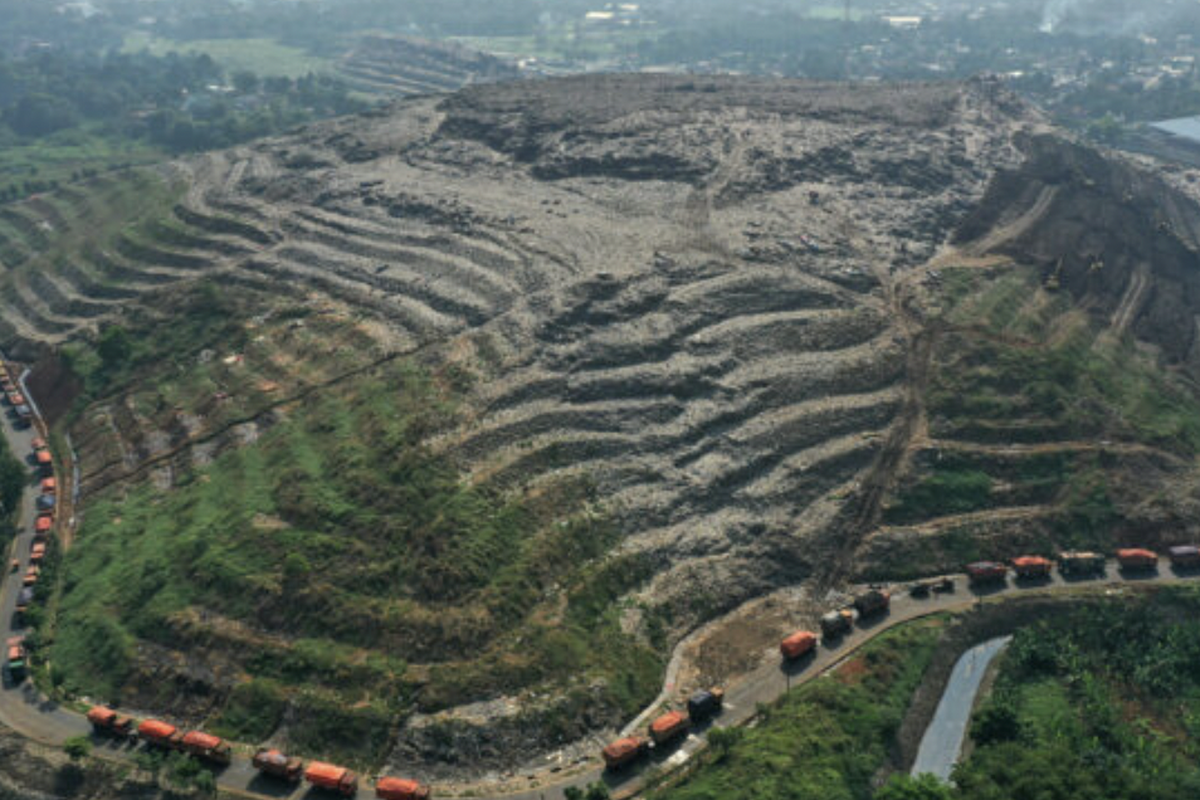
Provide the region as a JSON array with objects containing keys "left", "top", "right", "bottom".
[{"left": 1039, "top": 0, "right": 1080, "bottom": 34}]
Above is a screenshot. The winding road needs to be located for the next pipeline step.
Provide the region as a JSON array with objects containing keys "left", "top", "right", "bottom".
[{"left": 0, "top": 371, "right": 1196, "bottom": 800}]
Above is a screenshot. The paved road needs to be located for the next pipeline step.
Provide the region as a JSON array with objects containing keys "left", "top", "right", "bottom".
[
  {"left": 910, "top": 635, "right": 1010, "bottom": 780},
  {"left": 0, "top": 372, "right": 1196, "bottom": 800}
]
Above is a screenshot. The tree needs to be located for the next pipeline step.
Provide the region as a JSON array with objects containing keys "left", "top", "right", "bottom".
[
  {"left": 5, "top": 93, "right": 78, "bottom": 136},
  {"left": 874, "top": 773, "right": 953, "bottom": 800},
  {"left": 63, "top": 735, "right": 92, "bottom": 760},
  {"left": 97, "top": 325, "right": 133, "bottom": 369},
  {"left": 970, "top": 700, "right": 1022, "bottom": 746}
]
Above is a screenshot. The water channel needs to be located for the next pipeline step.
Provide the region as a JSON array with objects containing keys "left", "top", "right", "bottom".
[{"left": 910, "top": 635, "right": 1012, "bottom": 781}]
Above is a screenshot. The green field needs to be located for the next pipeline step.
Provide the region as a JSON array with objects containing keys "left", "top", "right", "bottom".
[
  {"left": 0, "top": 126, "right": 163, "bottom": 201},
  {"left": 121, "top": 33, "right": 336, "bottom": 78}
]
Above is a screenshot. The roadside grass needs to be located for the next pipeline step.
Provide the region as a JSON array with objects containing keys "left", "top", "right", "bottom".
[
  {"left": 121, "top": 33, "right": 335, "bottom": 78},
  {"left": 652, "top": 618, "right": 944, "bottom": 800}
]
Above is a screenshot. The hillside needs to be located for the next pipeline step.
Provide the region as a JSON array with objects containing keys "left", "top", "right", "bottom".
[{"left": 4, "top": 74, "right": 1200, "bottom": 777}]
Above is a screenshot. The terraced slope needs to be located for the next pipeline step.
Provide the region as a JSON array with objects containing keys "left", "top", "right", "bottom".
[
  {"left": 11, "top": 75, "right": 1200, "bottom": 778},
  {"left": 338, "top": 35, "right": 520, "bottom": 97}
]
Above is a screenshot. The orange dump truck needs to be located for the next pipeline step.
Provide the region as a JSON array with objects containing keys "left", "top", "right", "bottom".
[
  {"left": 966, "top": 561, "right": 1008, "bottom": 584},
  {"left": 1117, "top": 548, "right": 1157, "bottom": 569},
  {"left": 138, "top": 719, "right": 183, "bottom": 749},
  {"left": 35, "top": 450, "right": 52, "bottom": 470},
  {"left": 376, "top": 776, "right": 431, "bottom": 800},
  {"left": 88, "top": 706, "right": 135, "bottom": 738},
  {"left": 780, "top": 630, "right": 817, "bottom": 660},
  {"left": 649, "top": 710, "right": 690, "bottom": 746},
  {"left": 602, "top": 736, "right": 649, "bottom": 770},
  {"left": 305, "top": 761, "right": 358, "bottom": 796},
  {"left": 40, "top": 477, "right": 55, "bottom": 494},
  {"left": 1012, "top": 555, "right": 1052, "bottom": 578},
  {"left": 30, "top": 543, "right": 45, "bottom": 565},
  {"left": 181, "top": 730, "right": 232, "bottom": 764},
  {"left": 252, "top": 748, "right": 304, "bottom": 782}
]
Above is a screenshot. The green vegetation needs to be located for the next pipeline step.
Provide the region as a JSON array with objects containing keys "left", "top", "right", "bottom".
[
  {"left": 63, "top": 735, "right": 91, "bottom": 760},
  {"left": 951, "top": 588, "right": 1200, "bottom": 799},
  {"left": 44, "top": 298, "right": 661, "bottom": 766},
  {"left": 886, "top": 468, "right": 993, "bottom": 524},
  {"left": 121, "top": 33, "right": 335, "bottom": 78},
  {"left": 653, "top": 618, "right": 944, "bottom": 800},
  {"left": 0, "top": 49, "right": 366, "bottom": 204}
]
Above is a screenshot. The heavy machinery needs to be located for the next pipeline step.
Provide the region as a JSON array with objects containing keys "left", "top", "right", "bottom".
[
  {"left": 6, "top": 636, "right": 26, "bottom": 682},
  {"left": 252, "top": 748, "right": 304, "bottom": 782},
  {"left": 602, "top": 736, "right": 649, "bottom": 770},
  {"left": 376, "top": 777, "right": 431, "bottom": 800},
  {"left": 909, "top": 577, "right": 954, "bottom": 598},
  {"left": 35, "top": 514, "right": 52, "bottom": 537},
  {"left": 686, "top": 688, "right": 724, "bottom": 722},
  {"left": 820, "top": 609, "right": 853, "bottom": 638},
  {"left": 30, "top": 543, "right": 45, "bottom": 565},
  {"left": 304, "top": 761, "right": 359, "bottom": 796},
  {"left": 1169, "top": 545, "right": 1200, "bottom": 568},
  {"left": 1117, "top": 548, "right": 1157, "bottom": 570},
  {"left": 966, "top": 561, "right": 1007, "bottom": 584},
  {"left": 1012, "top": 555, "right": 1052, "bottom": 579},
  {"left": 40, "top": 477, "right": 55, "bottom": 494},
  {"left": 87, "top": 706, "right": 135, "bottom": 740},
  {"left": 15, "top": 587, "right": 33, "bottom": 619},
  {"left": 22, "top": 565, "right": 38, "bottom": 587},
  {"left": 780, "top": 630, "right": 818, "bottom": 660},
  {"left": 181, "top": 731, "right": 232, "bottom": 765},
  {"left": 648, "top": 710, "right": 690, "bottom": 746},
  {"left": 138, "top": 719, "right": 183, "bottom": 749},
  {"left": 853, "top": 588, "right": 890, "bottom": 617},
  {"left": 1059, "top": 551, "right": 1106, "bottom": 577}
]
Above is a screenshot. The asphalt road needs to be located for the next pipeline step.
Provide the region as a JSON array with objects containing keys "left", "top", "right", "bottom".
[{"left": 0, "top": 374, "right": 1196, "bottom": 800}]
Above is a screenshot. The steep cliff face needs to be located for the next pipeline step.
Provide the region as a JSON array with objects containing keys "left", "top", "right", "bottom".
[{"left": 956, "top": 133, "right": 1200, "bottom": 374}]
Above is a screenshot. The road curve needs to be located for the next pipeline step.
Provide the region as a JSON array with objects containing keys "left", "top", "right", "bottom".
[{"left": 0, "top": 369, "right": 1197, "bottom": 800}]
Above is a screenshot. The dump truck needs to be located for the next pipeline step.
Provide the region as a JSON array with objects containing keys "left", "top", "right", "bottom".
[
  {"left": 909, "top": 577, "right": 954, "bottom": 598},
  {"left": 138, "top": 719, "right": 183, "bottom": 749},
  {"left": 1012, "top": 555, "right": 1052, "bottom": 578},
  {"left": 7, "top": 392, "right": 24, "bottom": 406},
  {"left": 966, "top": 561, "right": 1007, "bottom": 584},
  {"left": 181, "top": 731, "right": 232, "bottom": 764},
  {"left": 1059, "top": 551, "right": 1106, "bottom": 577},
  {"left": 820, "top": 609, "right": 853, "bottom": 638},
  {"left": 1117, "top": 548, "right": 1157, "bottom": 570},
  {"left": 22, "top": 565, "right": 38, "bottom": 587},
  {"left": 6, "top": 636, "right": 26, "bottom": 682},
  {"left": 602, "top": 736, "right": 649, "bottom": 770},
  {"left": 649, "top": 710, "right": 690, "bottom": 746},
  {"left": 40, "top": 477, "right": 55, "bottom": 494},
  {"left": 36, "top": 494, "right": 54, "bottom": 512},
  {"left": 780, "top": 630, "right": 818, "bottom": 660},
  {"left": 35, "top": 450, "right": 52, "bottom": 470},
  {"left": 376, "top": 777, "right": 431, "bottom": 800},
  {"left": 853, "top": 588, "right": 890, "bottom": 617},
  {"left": 35, "top": 514, "right": 52, "bottom": 536},
  {"left": 304, "top": 761, "right": 358, "bottom": 796},
  {"left": 87, "top": 706, "right": 135, "bottom": 740},
  {"left": 1169, "top": 545, "right": 1200, "bottom": 568},
  {"left": 686, "top": 688, "right": 724, "bottom": 722},
  {"left": 30, "top": 438, "right": 45, "bottom": 452},
  {"left": 30, "top": 543, "right": 45, "bottom": 565}
]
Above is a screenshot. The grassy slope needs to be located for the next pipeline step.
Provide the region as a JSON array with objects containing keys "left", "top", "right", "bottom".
[
  {"left": 873, "top": 262, "right": 1200, "bottom": 576},
  {"left": 652, "top": 618, "right": 944, "bottom": 800},
  {"left": 38, "top": 276, "right": 660, "bottom": 766},
  {"left": 953, "top": 587, "right": 1200, "bottom": 799}
]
